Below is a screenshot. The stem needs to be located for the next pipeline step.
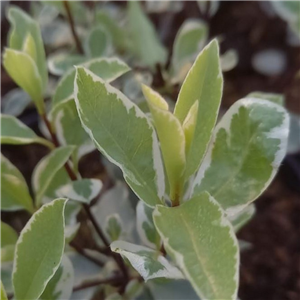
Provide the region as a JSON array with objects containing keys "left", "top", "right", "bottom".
[
  {"left": 73, "top": 275, "right": 123, "bottom": 292},
  {"left": 70, "top": 241, "right": 104, "bottom": 268},
  {"left": 63, "top": 0, "right": 84, "bottom": 54}
]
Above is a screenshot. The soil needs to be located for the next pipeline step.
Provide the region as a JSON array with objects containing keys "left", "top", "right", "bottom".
[{"left": 1, "top": 1, "right": 300, "bottom": 300}]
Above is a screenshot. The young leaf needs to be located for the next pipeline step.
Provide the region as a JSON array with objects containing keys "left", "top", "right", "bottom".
[
  {"left": 246, "top": 91, "right": 285, "bottom": 106},
  {"left": 136, "top": 201, "right": 161, "bottom": 250},
  {"left": 127, "top": 1, "right": 167, "bottom": 68},
  {"left": 142, "top": 85, "right": 186, "bottom": 202},
  {"left": 153, "top": 192, "right": 239, "bottom": 300},
  {"left": 111, "top": 241, "right": 183, "bottom": 281},
  {"left": 57, "top": 179, "right": 102, "bottom": 204},
  {"left": 1, "top": 115, "right": 53, "bottom": 148},
  {"left": 182, "top": 101, "right": 199, "bottom": 154},
  {"left": 52, "top": 57, "right": 130, "bottom": 107},
  {"left": 3, "top": 49, "right": 44, "bottom": 114},
  {"left": 192, "top": 98, "right": 289, "bottom": 216},
  {"left": 171, "top": 19, "right": 208, "bottom": 75},
  {"left": 85, "top": 26, "right": 112, "bottom": 58},
  {"left": 174, "top": 39, "right": 223, "bottom": 179},
  {"left": 13, "top": 198, "right": 67, "bottom": 300},
  {"left": 1, "top": 154, "right": 34, "bottom": 213},
  {"left": 40, "top": 255, "right": 74, "bottom": 300},
  {"left": 74, "top": 67, "right": 165, "bottom": 207},
  {"left": 1, "top": 222, "right": 18, "bottom": 247},
  {"left": 1, "top": 281, "right": 8, "bottom": 300},
  {"left": 32, "top": 146, "right": 74, "bottom": 206},
  {"left": 7, "top": 6, "right": 48, "bottom": 89},
  {"left": 228, "top": 204, "right": 255, "bottom": 233}
]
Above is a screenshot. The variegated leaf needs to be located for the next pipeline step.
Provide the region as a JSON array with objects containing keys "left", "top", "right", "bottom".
[
  {"left": 1, "top": 154, "right": 34, "bottom": 213},
  {"left": 40, "top": 255, "right": 74, "bottom": 300},
  {"left": 1, "top": 115, "right": 53, "bottom": 148},
  {"left": 142, "top": 85, "right": 186, "bottom": 202},
  {"left": 13, "top": 199, "right": 67, "bottom": 300},
  {"left": 174, "top": 39, "right": 223, "bottom": 179},
  {"left": 57, "top": 179, "right": 102, "bottom": 204},
  {"left": 32, "top": 146, "right": 74, "bottom": 206},
  {"left": 136, "top": 201, "right": 160, "bottom": 250},
  {"left": 111, "top": 241, "right": 183, "bottom": 281},
  {"left": 74, "top": 67, "right": 165, "bottom": 207},
  {"left": 52, "top": 57, "right": 130, "bottom": 107},
  {"left": 153, "top": 192, "right": 239, "bottom": 300},
  {"left": 192, "top": 98, "right": 289, "bottom": 216}
]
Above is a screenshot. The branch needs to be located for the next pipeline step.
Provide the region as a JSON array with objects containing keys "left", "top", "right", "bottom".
[
  {"left": 73, "top": 275, "right": 123, "bottom": 292},
  {"left": 63, "top": 0, "right": 84, "bottom": 54}
]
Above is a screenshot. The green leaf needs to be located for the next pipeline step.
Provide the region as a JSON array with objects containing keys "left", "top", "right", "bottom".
[
  {"left": 246, "top": 91, "right": 285, "bottom": 106},
  {"left": 142, "top": 85, "right": 186, "bottom": 202},
  {"left": 2, "top": 89, "right": 31, "bottom": 117},
  {"left": 127, "top": 1, "right": 167, "bottom": 68},
  {"left": 40, "top": 255, "right": 74, "bottom": 300},
  {"left": 220, "top": 49, "right": 238, "bottom": 72},
  {"left": 105, "top": 214, "right": 122, "bottom": 242},
  {"left": 74, "top": 67, "right": 165, "bottom": 207},
  {"left": 13, "top": 198, "right": 67, "bottom": 300},
  {"left": 192, "top": 98, "right": 289, "bottom": 215},
  {"left": 153, "top": 192, "right": 239, "bottom": 300},
  {"left": 1, "top": 245, "right": 16, "bottom": 263},
  {"left": 1, "top": 115, "right": 53, "bottom": 148},
  {"left": 50, "top": 98, "right": 94, "bottom": 158},
  {"left": 95, "top": 10, "right": 127, "bottom": 51},
  {"left": 174, "top": 39, "right": 223, "bottom": 179},
  {"left": 197, "top": 0, "right": 220, "bottom": 17},
  {"left": 57, "top": 179, "right": 102, "bottom": 204},
  {"left": 64, "top": 223, "right": 80, "bottom": 244},
  {"left": 48, "top": 52, "right": 87, "bottom": 76},
  {"left": 111, "top": 241, "right": 183, "bottom": 281},
  {"left": 32, "top": 146, "right": 74, "bottom": 206},
  {"left": 136, "top": 201, "right": 160, "bottom": 250},
  {"left": 228, "top": 204, "right": 255, "bottom": 233},
  {"left": 7, "top": 6, "right": 48, "bottom": 89},
  {"left": 52, "top": 57, "right": 130, "bottom": 107},
  {"left": 91, "top": 182, "right": 136, "bottom": 243},
  {"left": 1, "top": 222, "right": 18, "bottom": 247},
  {"left": 85, "top": 26, "right": 111, "bottom": 58},
  {"left": 171, "top": 19, "right": 208, "bottom": 77},
  {"left": 1, "top": 154, "right": 34, "bottom": 213},
  {"left": 1, "top": 281, "right": 8, "bottom": 300},
  {"left": 3, "top": 49, "right": 44, "bottom": 114}
]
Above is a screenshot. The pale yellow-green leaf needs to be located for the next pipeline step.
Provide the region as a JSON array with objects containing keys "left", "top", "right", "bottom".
[
  {"left": 174, "top": 39, "right": 223, "bottom": 179},
  {"left": 182, "top": 101, "right": 199, "bottom": 154},
  {"left": 142, "top": 85, "right": 185, "bottom": 202},
  {"left": 1, "top": 281, "right": 8, "bottom": 300},
  {"left": 7, "top": 6, "right": 48, "bottom": 89},
  {"left": 3, "top": 49, "right": 44, "bottom": 114}
]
